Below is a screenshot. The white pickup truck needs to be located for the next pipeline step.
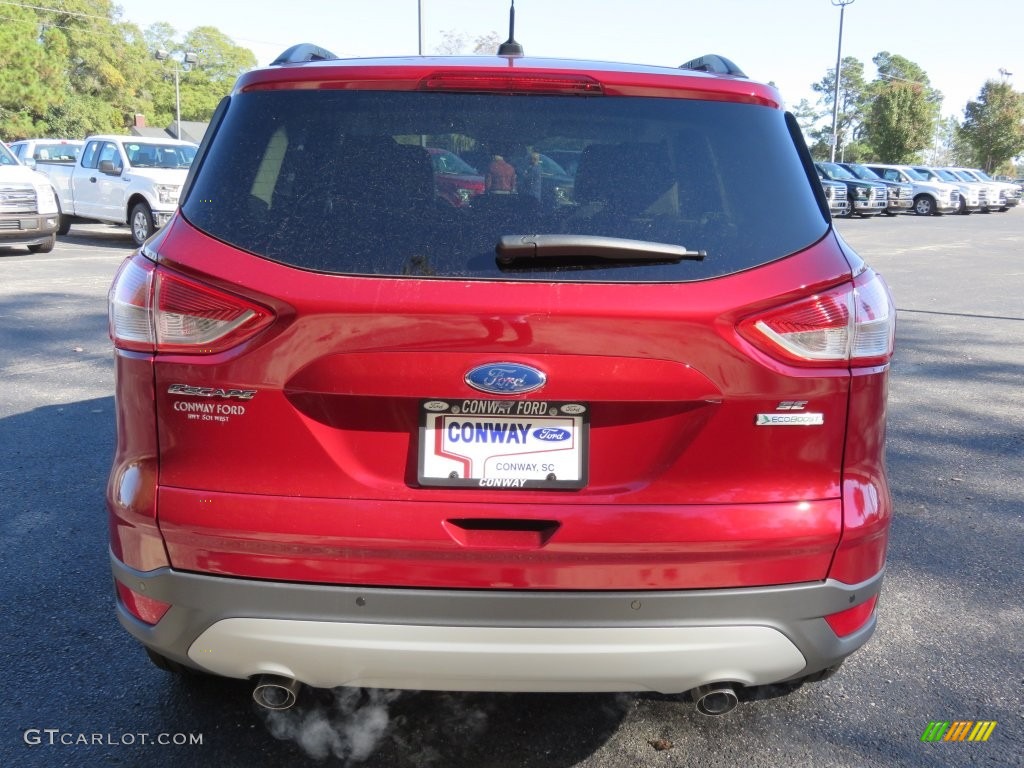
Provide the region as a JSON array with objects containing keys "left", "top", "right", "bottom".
[
  {"left": 0, "top": 142, "right": 59, "bottom": 253},
  {"left": 33, "top": 135, "right": 197, "bottom": 246}
]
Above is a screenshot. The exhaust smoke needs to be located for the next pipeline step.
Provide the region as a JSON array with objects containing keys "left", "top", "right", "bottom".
[{"left": 260, "top": 687, "right": 401, "bottom": 762}]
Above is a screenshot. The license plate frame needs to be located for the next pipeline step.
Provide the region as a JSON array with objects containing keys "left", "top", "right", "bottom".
[{"left": 418, "top": 399, "right": 589, "bottom": 490}]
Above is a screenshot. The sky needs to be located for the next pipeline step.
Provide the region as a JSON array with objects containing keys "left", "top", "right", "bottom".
[{"left": 111, "top": 0, "right": 1022, "bottom": 121}]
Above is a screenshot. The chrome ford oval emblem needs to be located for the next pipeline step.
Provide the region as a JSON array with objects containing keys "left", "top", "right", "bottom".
[{"left": 465, "top": 363, "right": 546, "bottom": 395}]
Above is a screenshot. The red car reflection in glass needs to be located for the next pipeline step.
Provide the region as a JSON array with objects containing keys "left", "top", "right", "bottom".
[{"left": 428, "top": 147, "right": 485, "bottom": 207}]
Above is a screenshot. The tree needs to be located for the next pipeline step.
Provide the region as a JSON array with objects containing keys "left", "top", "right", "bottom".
[
  {"left": 811, "top": 56, "right": 869, "bottom": 161},
  {"left": 0, "top": 5, "right": 66, "bottom": 140},
  {"left": 871, "top": 52, "right": 942, "bottom": 110},
  {"left": 865, "top": 81, "right": 934, "bottom": 162},
  {"left": 180, "top": 26, "right": 256, "bottom": 118},
  {"left": 792, "top": 98, "right": 833, "bottom": 159},
  {"left": 434, "top": 30, "right": 502, "bottom": 55},
  {"left": 45, "top": 0, "right": 156, "bottom": 135},
  {"left": 470, "top": 33, "right": 502, "bottom": 55},
  {"left": 146, "top": 26, "right": 257, "bottom": 128},
  {"left": 928, "top": 116, "right": 971, "bottom": 166},
  {"left": 0, "top": 1, "right": 256, "bottom": 141},
  {"left": 958, "top": 80, "right": 1024, "bottom": 172},
  {"left": 863, "top": 52, "right": 941, "bottom": 163}
]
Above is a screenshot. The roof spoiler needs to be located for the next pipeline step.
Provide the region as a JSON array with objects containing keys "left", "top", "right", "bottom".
[
  {"left": 679, "top": 54, "right": 746, "bottom": 78},
  {"left": 271, "top": 44, "right": 339, "bottom": 65}
]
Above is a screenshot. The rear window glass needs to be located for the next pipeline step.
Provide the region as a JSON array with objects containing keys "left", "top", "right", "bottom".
[
  {"left": 125, "top": 143, "right": 196, "bottom": 169},
  {"left": 183, "top": 90, "right": 826, "bottom": 282},
  {"left": 30, "top": 143, "right": 82, "bottom": 163}
]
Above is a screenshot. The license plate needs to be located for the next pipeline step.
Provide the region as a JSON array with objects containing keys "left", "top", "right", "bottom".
[{"left": 418, "top": 399, "right": 588, "bottom": 489}]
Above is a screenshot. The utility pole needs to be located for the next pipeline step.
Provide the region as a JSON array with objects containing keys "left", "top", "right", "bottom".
[
  {"left": 417, "top": 0, "right": 425, "bottom": 55},
  {"left": 829, "top": 0, "right": 855, "bottom": 162}
]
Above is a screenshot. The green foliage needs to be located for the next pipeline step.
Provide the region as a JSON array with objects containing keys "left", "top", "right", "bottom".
[
  {"left": 171, "top": 27, "right": 256, "bottom": 122},
  {"left": 870, "top": 52, "right": 942, "bottom": 108},
  {"left": 958, "top": 80, "right": 1024, "bottom": 173},
  {"left": 863, "top": 53, "right": 940, "bottom": 163},
  {"left": 0, "top": 3, "right": 256, "bottom": 142},
  {"left": 866, "top": 81, "right": 935, "bottom": 162},
  {"left": 0, "top": 5, "right": 66, "bottom": 138},
  {"left": 811, "top": 56, "right": 868, "bottom": 160},
  {"left": 928, "top": 116, "right": 972, "bottom": 166},
  {"left": 805, "top": 50, "right": 1024, "bottom": 173}
]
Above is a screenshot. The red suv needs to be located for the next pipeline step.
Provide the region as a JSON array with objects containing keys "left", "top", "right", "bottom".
[{"left": 107, "top": 45, "right": 895, "bottom": 716}]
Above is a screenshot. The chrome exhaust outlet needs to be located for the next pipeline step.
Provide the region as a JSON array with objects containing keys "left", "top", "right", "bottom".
[
  {"left": 252, "top": 675, "right": 302, "bottom": 710},
  {"left": 692, "top": 683, "right": 739, "bottom": 716}
]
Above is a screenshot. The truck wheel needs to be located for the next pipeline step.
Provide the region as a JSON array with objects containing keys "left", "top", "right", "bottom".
[
  {"left": 913, "top": 195, "right": 936, "bottom": 216},
  {"left": 130, "top": 202, "right": 155, "bottom": 247},
  {"left": 56, "top": 197, "right": 72, "bottom": 235},
  {"left": 28, "top": 234, "right": 56, "bottom": 254}
]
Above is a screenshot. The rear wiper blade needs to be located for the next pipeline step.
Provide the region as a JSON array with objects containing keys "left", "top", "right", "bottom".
[{"left": 496, "top": 234, "right": 706, "bottom": 266}]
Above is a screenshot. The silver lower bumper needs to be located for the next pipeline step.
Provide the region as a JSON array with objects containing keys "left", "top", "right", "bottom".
[
  {"left": 189, "top": 619, "right": 806, "bottom": 693},
  {"left": 112, "top": 551, "right": 882, "bottom": 694}
]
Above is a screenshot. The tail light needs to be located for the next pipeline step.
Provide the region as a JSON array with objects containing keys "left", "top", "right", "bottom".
[
  {"left": 739, "top": 270, "right": 895, "bottom": 367},
  {"left": 109, "top": 254, "right": 274, "bottom": 354}
]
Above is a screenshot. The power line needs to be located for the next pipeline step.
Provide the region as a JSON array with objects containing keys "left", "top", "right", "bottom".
[
  {"left": 0, "top": 12, "right": 150, "bottom": 41},
  {"left": 875, "top": 72, "right": 934, "bottom": 87},
  {"left": 0, "top": 0, "right": 111, "bottom": 21}
]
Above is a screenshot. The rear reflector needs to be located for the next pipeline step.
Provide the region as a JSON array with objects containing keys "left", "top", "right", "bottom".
[
  {"left": 419, "top": 71, "right": 603, "bottom": 95},
  {"left": 739, "top": 270, "right": 895, "bottom": 367},
  {"left": 825, "top": 595, "right": 877, "bottom": 637},
  {"left": 116, "top": 582, "right": 171, "bottom": 625},
  {"left": 109, "top": 254, "right": 273, "bottom": 354}
]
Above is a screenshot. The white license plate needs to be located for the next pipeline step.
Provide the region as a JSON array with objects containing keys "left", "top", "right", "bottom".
[{"left": 418, "top": 399, "right": 588, "bottom": 489}]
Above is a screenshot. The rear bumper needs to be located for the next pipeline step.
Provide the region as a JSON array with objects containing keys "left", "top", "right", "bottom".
[{"left": 112, "top": 552, "right": 882, "bottom": 694}]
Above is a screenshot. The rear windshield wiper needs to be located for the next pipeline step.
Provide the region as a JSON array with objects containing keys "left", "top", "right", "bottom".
[{"left": 496, "top": 235, "right": 706, "bottom": 267}]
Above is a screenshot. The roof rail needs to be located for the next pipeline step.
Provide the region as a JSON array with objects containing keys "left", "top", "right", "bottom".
[
  {"left": 271, "top": 44, "right": 339, "bottom": 65},
  {"left": 679, "top": 54, "right": 746, "bottom": 78}
]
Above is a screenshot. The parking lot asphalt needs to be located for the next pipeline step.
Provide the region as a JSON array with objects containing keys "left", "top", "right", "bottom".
[{"left": 1, "top": 213, "right": 1022, "bottom": 767}]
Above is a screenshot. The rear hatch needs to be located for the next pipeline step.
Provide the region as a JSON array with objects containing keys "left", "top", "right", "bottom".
[{"left": 139, "top": 61, "right": 872, "bottom": 591}]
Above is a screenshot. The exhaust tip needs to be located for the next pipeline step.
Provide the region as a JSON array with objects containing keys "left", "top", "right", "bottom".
[
  {"left": 693, "top": 683, "right": 739, "bottom": 716},
  {"left": 252, "top": 675, "right": 302, "bottom": 710}
]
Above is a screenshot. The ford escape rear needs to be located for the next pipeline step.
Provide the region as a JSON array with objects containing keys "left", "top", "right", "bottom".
[{"left": 107, "top": 45, "right": 895, "bottom": 711}]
